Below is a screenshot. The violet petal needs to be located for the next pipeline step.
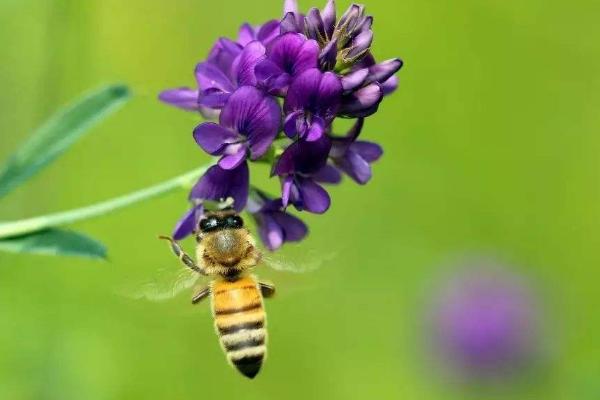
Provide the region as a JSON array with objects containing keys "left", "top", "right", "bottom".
[
  {"left": 351, "top": 141, "right": 383, "bottom": 163},
  {"left": 271, "top": 212, "right": 308, "bottom": 242},
  {"left": 159, "top": 88, "right": 200, "bottom": 111},
  {"left": 193, "top": 122, "right": 238, "bottom": 155},
  {"left": 297, "top": 178, "right": 331, "bottom": 214},
  {"left": 313, "top": 164, "right": 342, "bottom": 184},
  {"left": 259, "top": 214, "right": 284, "bottom": 250},
  {"left": 334, "top": 149, "right": 372, "bottom": 184},
  {"left": 233, "top": 41, "right": 266, "bottom": 86},
  {"left": 172, "top": 203, "right": 203, "bottom": 241},
  {"left": 195, "top": 62, "right": 235, "bottom": 93},
  {"left": 339, "top": 82, "right": 383, "bottom": 118},
  {"left": 219, "top": 86, "right": 281, "bottom": 159},
  {"left": 190, "top": 162, "right": 249, "bottom": 211}
]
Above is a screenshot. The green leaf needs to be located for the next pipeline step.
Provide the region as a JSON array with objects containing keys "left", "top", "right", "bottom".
[
  {"left": 0, "top": 229, "right": 107, "bottom": 260},
  {"left": 0, "top": 85, "right": 130, "bottom": 199}
]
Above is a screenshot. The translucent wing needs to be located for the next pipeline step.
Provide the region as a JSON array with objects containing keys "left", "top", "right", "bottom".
[
  {"left": 261, "top": 249, "right": 338, "bottom": 274},
  {"left": 125, "top": 266, "right": 202, "bottom": 302}
]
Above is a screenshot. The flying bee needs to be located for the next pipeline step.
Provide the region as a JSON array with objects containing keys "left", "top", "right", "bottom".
[{"left": 159, "top": 208, "right": 274, "bottom": 379}]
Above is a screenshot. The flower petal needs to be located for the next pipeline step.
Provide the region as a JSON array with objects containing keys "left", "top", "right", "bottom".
[
  {"left": 255, "top": 59, "right": 285, "bottom": 82},
  {"left": 195, "top": 62, "right": 235, "bottom": 93},
  {"left": 233, "top": 41, "right": 266, "bottom": 86},
  {"left": 341, "top": 68, "right": 369, "bottom": 93},
  {"left": 319, "top": 37, "right": 338, "bottom": 70},
  {"left": 281, "top": 12, "right": 301, "bottom": 34},
  {"left": 284, "top": 0, "right": 299, "bottom": 14},
  {"left": 334, "top": 149, "right": 372, "bottom": 184},
  {"left": 313, "top": 164, "right": 342, "bottom": 184},
  {"left": 306, "top": 116, "right": 325, "bottom": 142},
  {"left": 219, "top": 87, "right": 281, "bottom": 159},
  {"left": 297, "top": 178, "right": 331, "bottom": 214},
  {"left": 268, "top": 33, "right": 319, "bottom": 78},
  {"left": 346, "top": 30, "right": 373, "bottom": 60},
  {"left": 317, "top": 71, "right": 343, "bottom": 115},
  {"left": 283, "top": 110, "right": 304, "bottom": 138},
  {"left": 339, "top": 82, "right": 383, "bottom": 118},
  {"left": 259, "top": 214, "right": 284, "bottom": 251},
  {"left": 271, "top": 212, "right": 308, "bottom": 242},
  {"left": 172, "top": 204, "right": 203, "bottom": 240},
  {"left": 257, "top": 20, "right": 280, "bottom": 44},
  {"left": 159, "top": 88, "right": 200, "bottom": 111},
  {"left": 305, "top": 8, "right": 326, "bottom": 42},
  {"left": 198, "top": 90, "right": 230, "bottom": 109},
  {"left": 366, "top": 58, "right": 403, "bottom": 86},
  {"left": 281, "top": 176, "right": 294, "bottom": 207},
  {"left": 382, "top": 75, "right": 399, "bottom": 96},
  {"left": 321, "top": 0, "right": 336, "bottom": 38},
  {"left": 273, "top": 135, "right": 331, "bottom": 176},
  {"left": 218, "top": 146, "right": 247, "bottom": 170},
  {"left": 237, "top": 23, "right": 256, "bottom": 46},
  {"left": 193, "top": 122, "right": 238, "bottom": 155},
  {"left": 351, "top": 141, "right": 383, "bottom": 163},
  {"left": 294, "top": 39, "right": 320, "bottom": 75},
  {"left": 190, "top": 163, "right": 249, "bottom": 211}
]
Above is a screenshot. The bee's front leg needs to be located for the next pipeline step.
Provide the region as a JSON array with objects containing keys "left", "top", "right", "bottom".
[
  {"left": 259, "top": 282, "right": 276, "bottom": 298},
  {"left": 192, "top": 287, "right": 211, "bottom": 304}
]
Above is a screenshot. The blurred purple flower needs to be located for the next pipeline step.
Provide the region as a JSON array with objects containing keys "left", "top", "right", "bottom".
[
  {"left": 329, "top": 118, "right": 383, "bottom": 184},
  {"left": 256, "top": 33, "right": 320, "bottom": 96},
  {"left": 283, "top": 68, "right": 342, "bottom": 141},
  {"left": 429, "top": 262, "right": 541, "bottom": 381},
  {"left": 247, "top": 191, "right": 308, "bottom": 250},
  {"left": 193, "top": 86, "right": 281, "bottom": 170}
]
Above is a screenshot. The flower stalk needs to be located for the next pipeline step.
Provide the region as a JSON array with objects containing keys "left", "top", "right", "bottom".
[{"left": 0, "top": 164, "right": 212, "bottom": 239}]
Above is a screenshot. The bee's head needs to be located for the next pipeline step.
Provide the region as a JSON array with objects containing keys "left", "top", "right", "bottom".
[{"left": 196, "top": 210, "right": 260, "bottom": 275}]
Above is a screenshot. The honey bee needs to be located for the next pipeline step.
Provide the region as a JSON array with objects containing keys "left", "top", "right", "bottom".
[{"left": 158, "top": 208, "right": 274, "bottom": 379}]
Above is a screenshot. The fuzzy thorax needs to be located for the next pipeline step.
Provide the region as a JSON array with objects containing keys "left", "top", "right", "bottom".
[{"left": 197, "top": 228, "right": 262, "bottom": 277}]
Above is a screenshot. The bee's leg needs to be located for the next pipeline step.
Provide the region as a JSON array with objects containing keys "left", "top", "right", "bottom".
[
  {"left": 192, "top": 287, "right": 211, "bottom": 304},
  {"left": 158, "top": 236, "right": 205, "bottom": 275},
  {"left": 259, "top": 282, "right": 276, "bottom": 298}
]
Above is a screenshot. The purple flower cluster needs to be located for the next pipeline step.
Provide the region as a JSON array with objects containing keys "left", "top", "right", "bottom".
[{"left": 160, "top": 0, "right": 402, "bottom": 250}]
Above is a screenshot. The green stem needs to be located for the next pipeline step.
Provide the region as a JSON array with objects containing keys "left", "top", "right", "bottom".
[{"left": 0, "top": 164, "right": 211, "bottom": 239}]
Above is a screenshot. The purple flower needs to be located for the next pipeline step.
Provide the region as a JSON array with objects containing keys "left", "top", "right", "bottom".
[
  {"left": 428, "top": 261, "right": 541, "bottom": 382},
  {"left": 281, "top": 1, "right": 373, "bottom": 70},
  {"left": 172, "top": 203, "right": 204, "bottom": 240},
  {"left": 193, "top": 86, "right": 281, "bottom": 170},
  {"left": 237, "top": 20, "right": 281, "bottom": 47},
  {"left": 159, "top": 0, "right": 404, "bottom": 251},
  {"left": 273, "top": 136, "right": 335, "bottom": 213},
  {"left": 247, "top": 191, "right": 308, "bottom": 250},
  {"left": 255, "top": 33, "right": 320, "bottom": 95},
  {"left": 330, "top": 118, "right": 383, "bottom": 184},
  {"left": 283, "top": 68, "right": 342, "bottom": 141},
  {"left": 195, "top": 40, "right": 267, "bottom": 110},
  {"left": 190, "top": 162, "right": 250, "bottom": 212}
]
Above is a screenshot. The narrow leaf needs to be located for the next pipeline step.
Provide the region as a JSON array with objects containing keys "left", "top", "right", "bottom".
[
  {"left": 0, "top": 229, "right": 107, "bottom": 260},
  {"left": 0, "top": 85, "right": 130, "bottom": 199}
]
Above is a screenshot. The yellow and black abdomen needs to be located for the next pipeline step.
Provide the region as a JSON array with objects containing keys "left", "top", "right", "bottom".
[{"left": 211, "top": 276, "right": 267, "bottom": 379}]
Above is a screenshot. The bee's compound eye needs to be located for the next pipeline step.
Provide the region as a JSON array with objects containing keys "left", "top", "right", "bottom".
[
  {"left": 199, "top": 217, "right": 219, "bottom": 232},
  {"left": 225, "top": 215, "right": 244, "bottom": 229}
]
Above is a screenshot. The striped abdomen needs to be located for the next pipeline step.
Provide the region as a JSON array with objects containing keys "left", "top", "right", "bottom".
[{"left": 211, "top": 276, "right": 267, "bottom": 379}]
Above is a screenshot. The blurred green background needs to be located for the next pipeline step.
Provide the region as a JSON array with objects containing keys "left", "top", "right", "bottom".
[{"left": 1, "top": 0, "right": 599, "bottom": 399}]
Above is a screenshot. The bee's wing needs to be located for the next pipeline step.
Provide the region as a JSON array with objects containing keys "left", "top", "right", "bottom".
[
  {"left": 125, "top": 267, "right": 202, "bottom": 302},
  {"left": 261, "top": 250, "right": 337, "bottom": 274}
]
